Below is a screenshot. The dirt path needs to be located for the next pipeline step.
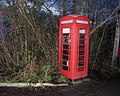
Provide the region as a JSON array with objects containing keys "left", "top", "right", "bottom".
[
  {"left": 84, "top": 81, "right": 120, "bottom": 96},
  {"left": 0, "top": 78, "right": 120, "bottom": 96}
]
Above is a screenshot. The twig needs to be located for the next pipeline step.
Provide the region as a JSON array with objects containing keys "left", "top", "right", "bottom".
[{"left": 90, "top": 6, "right": 119, "bottom": 35}]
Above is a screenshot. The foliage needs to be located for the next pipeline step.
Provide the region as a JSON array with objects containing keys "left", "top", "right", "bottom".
[
  {"left": 89, "top": 20, "right": 119, "bottom": 79},
  {"left": 0, "top": 0, "right": 59, "bottom": 83},
  {"left": 0, "top": 0, "right": 119, "bottom": 83}
]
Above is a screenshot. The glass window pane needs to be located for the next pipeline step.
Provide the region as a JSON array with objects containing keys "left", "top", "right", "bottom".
[
  {"left": 62, "top": 55, "right": 68, "bottom": 60},
  {"left": 79, "top": 51, "right": 84, "bottom": 55},
  {"left": 62, "top": 66, "right": 68, "bottom": 70},
  {"left": 79, "top": 40, "right": 84, "bottom": 44},
  {"left": 80, "top": 34, "right": 85, "bottom": 38},
  {"left": 63, "top": 34, "right": 70, "bottom": 38},
  {"left": 63, "top": 45, "right": 69, "bottom": 49},
  {"left": 79, "top": 46, "right": 84, "bottom": 49},
  {"left": 64, "top": 39, "right": 70, "bottom": 44},
  {"left": 78, "top": 62, "right": 84, "bottom": 66},
  {"left": 63, "top": 50, "right": 69, "bottom": 55},
  {"left": 62, "top": 60, "right": 67, "bottom": 65},
  {"left": 79, "top": 56, "right": 84, "bottom": 61}
]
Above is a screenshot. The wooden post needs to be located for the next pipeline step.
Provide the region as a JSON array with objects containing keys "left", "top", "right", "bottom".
[{"left": 111, "top": 3, "right": 120, "bottom": 66}]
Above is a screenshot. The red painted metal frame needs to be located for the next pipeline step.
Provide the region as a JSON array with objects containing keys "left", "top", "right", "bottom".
[{"left": 58, "top": 15, "right": 90, "bottom": 80}]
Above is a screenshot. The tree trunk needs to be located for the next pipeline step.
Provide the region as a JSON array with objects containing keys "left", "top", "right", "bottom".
[
  {"left": 63, "top": 0, "right": 67, "bottom": 16},
  {"left": 71, "top": 0, "right": 77, "bottom": 14},
  {"left": 111, "top": 9, "right": 120, "bottom": 66}
]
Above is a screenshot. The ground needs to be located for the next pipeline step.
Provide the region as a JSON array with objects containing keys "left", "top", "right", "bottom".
[{"left": 0, "top": 77, "right": 120, "bottom": 96}]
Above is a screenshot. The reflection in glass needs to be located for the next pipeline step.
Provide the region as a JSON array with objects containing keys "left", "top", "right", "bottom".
[
  {"left": 62, "top": 66, "right": 68, "bottom": 70},
  {"left": 62, "top": 55, "right": 68, "bottom": 60},
  {"left": 80, "top": 34, "right": 85, "bottom": 38},
  {"left": 63, "top": 45, "right": 69, "bottom": 49},
  {"left": 63, "top": 34, "right": 70, "bottom": 38},
  {"left": 78, "top": 62, "right": 84, "bottom": 66},
  {"left": 79, "top": 40, "right": 84, "bottom": 44},
  {"left": 63, "top": 50, "right": 69, "bottom": 55}
]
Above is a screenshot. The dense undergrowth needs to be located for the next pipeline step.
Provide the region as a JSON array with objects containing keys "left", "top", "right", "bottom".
[{"left": 0, "top": 1, "right": 120, "bottom": 83}]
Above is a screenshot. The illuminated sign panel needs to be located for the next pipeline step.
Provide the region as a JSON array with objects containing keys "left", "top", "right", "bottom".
[
  {"left": 61, "top": 20, "right": 73, "bottom": 24},
  {"left": 62, "top": 28, "right": 70, "bottom": 33},
  {"left": 76, "top": 20, "right": 88, "bottom": 24},
  {"left": 79, "top": 29, "right": 85, "bottom": 33}
]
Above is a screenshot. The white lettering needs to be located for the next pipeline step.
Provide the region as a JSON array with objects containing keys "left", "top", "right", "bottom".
[
  {"left": 76, "top": 20, "right": 88, "bottom": 24},
  {"left": 61, "top": 20, "right": 73, "bottom": 24},
  {"left": 63, "top": 28, "right": 70, "bottom": 33}
]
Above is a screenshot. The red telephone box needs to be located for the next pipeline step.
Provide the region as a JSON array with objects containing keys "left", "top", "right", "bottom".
[{"left": 58, "top": 15, "right": 90, "bottom": 80}]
